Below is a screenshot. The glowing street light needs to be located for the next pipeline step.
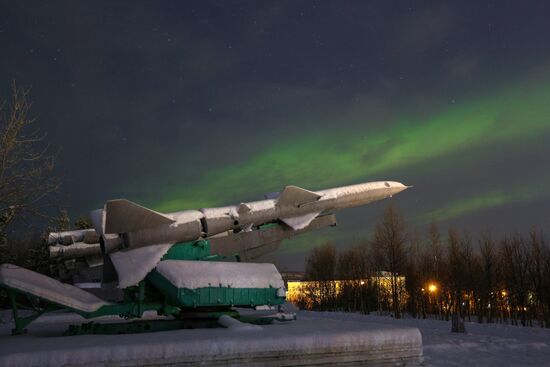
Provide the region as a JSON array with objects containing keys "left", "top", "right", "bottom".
[{"left": 428, "top": 283, "right": 437, "bottom": 293}]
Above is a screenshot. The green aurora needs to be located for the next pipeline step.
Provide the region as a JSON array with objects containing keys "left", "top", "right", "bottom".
[
  {"left": 425, "top": 178, "right": 550, "bottom": 223},
  {"left": 150, "top": 74, "right": 550, "bottom": 225}
]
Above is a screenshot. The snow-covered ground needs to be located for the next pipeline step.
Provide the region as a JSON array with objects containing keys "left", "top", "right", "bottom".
[
  {"left": 1, "top": 308, "right": 548, "bottom": 366},
  {"left": 305, "top": 311, "right": 550, "bottom": 366}
]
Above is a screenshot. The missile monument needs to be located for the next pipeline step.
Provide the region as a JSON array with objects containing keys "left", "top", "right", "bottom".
[
  {"left": 0, "top": 180, "right": 425, "bottom": 366},
  {"left": 1, "top": 180, "right": 410, "bottom": 335}
]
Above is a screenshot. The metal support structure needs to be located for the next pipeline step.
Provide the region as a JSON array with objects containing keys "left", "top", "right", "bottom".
[{"left": 8, "top": 290, "right": 46, "bottom": 335}]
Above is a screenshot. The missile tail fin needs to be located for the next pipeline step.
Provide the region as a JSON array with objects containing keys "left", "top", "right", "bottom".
[
  {"left": 277, "top": 185, "right": 322, "bottom": 207},
  {"left": 281, "top": 212, "right": 320, "bottom": 230},
  {"left": 104, "top": 199, "right": 175, "bottom": 234}
]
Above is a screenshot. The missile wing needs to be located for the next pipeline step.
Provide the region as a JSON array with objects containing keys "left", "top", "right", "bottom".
[{"left": 276, "top": 185, "right": 322, "bottom": 207}]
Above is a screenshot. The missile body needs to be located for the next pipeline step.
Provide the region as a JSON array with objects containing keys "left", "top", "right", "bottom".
[
  {"left": 202, "top": 181, "right": 407, "bottom": 234},
  {"left": 92, "top": 181, "right": 408, "bottom": 253}
]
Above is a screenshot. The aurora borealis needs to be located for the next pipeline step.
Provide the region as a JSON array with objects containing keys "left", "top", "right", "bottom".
[
  {"left": 2, "top": 1, "right": 550, "bottom": 269},
  {"left": 150, "top": 73, "right": 550, "bottom": 212}
]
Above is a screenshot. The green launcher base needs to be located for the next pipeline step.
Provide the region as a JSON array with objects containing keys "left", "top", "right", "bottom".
[
  {"left": 0, "top": 238, "right": 288, "bottom": 335},
  {"left": 0, "top": 238, "right": 287, "bottom": 335},
  {"left": 147, "top": 271, "right": 284, "bottom": 309}
]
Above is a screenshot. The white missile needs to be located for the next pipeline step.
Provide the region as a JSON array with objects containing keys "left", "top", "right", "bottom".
[{"left": 89, "top": 180, "right": 409, "bottom": 253}]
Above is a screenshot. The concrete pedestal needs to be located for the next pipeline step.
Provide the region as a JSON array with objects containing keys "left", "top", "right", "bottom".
[{"left": 0, "top": 311, "right": 422, "bottom": 366}]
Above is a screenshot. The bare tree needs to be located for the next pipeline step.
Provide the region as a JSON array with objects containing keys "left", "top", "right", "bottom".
[
  {"left": 429, "top": 222, "right": 443, "bottom": 279},
  {"left": 461, "top": 233, "right": 481, "bottom": 322},
  {"left": 526, "top": 228, "right": 548, "bottom": 327},
  {"left": 338, "top": 243, "right": 370, "bottom": 313},
  {"left": 479, "top": 231, "right": 497, "bottom": 323},
  {"left": 543, "top": 239, "right": 550, "bottom": 328},
  {"left": 407, "top": 232, "right": 421, "bottom": 317},
  {"left": 371, "top": 205, "right": 407, "bottom": 319},
  {"left": 500, "top": 233, "right": 530, "bottom": 326},
  {"left": 428, "top": 222, "right": 445, "bottom": 319},
  {"left": 0, "top": 82, "right": 61, "bottom": 272},
  {"left": 446, "top": 228, "right": 464, "bottom": 318},
  {"left": 0, "top": 83, "right": 60, "bottom": 240},
  {"left": 304, "top": 243, "right": 338, "bottom": 310}
]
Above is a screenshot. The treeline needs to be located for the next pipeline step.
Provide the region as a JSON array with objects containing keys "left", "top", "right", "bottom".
[{"left": 293, "top": 206, "right": 550, "bottom": 328}]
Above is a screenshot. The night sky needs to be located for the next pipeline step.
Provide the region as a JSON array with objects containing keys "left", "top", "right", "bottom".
[{"left": 2, "top": 1, "right": 550, "bottom": 270}]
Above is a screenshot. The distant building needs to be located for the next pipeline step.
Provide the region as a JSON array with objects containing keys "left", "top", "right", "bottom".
[{"left": 286, "top": 272, "right": 407, "bottom": 311}]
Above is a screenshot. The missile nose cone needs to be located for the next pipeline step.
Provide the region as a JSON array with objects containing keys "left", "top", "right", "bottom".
[{"left": 388, "top": 181, "right": 410, "bottom": 195}]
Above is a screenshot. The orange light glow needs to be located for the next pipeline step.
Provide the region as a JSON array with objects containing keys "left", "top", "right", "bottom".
[{"left": 428, "top": 283, "right": 437, "bottom": 293}]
